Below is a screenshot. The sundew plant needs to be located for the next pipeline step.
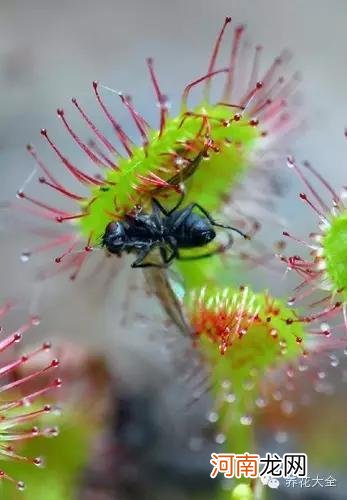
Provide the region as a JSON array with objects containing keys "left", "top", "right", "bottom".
[
  {"left": 0, "top": 303, "right": 60, "bottom": 492},
  {"left": 9, "top": 15, "right": 347, "bottom": 500},
  {"left": 18, "top": 16, "right": 296, "bottom": 282}
]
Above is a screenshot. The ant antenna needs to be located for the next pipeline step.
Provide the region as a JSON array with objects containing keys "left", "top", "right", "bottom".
[{"left": 212, "top": 221, "right": 250, "bottom": 240}]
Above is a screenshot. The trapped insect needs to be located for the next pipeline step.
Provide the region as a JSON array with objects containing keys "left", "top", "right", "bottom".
[{"left": 102, "top": 194, "right": 249, "bottom": 268}]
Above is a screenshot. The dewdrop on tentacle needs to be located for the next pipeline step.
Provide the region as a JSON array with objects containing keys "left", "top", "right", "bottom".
[
  {"left": 0, "top": 303, "right": 61, "bottom": 490},
  {"left": 184, "top": 284, "right": 347, "bottom": 427},
  {"left": 279, "top": 154, "right": 347, "bottom": 331},
  {"left": 186, "top": 285, "right": 305, "bottom": 365},
  {"left": 8, "top": 339, "right": 114, "bottom": 499},
  {"left": 17, "top": 16, "right": 299, "bottom": 279},
  {"left": 184, "top": 285, "right": 305, "bottom": 451}
]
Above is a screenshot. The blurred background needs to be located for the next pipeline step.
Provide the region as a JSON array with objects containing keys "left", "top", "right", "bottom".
[{"left": 0, "top": 0, "right": 347, "bottom": 498}]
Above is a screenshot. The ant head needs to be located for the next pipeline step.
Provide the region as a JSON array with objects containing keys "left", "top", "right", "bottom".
[
  {"left": 102, "top": 221, "right": 126, "bottom": 253},
  {"left": 200, "top": 227, "right": 216, "bottom": 244},
  {"left": 191, "top": 222, "right": 216, "bottom": 246}
]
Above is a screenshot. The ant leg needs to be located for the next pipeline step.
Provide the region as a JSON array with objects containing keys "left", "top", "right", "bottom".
[
  {"left": 152, "top": 190, "right": 185, "bottom": 217},
  {"left": 176, "top": 233, "right": 234, "bottom": 261},
  {"left": 189, "top": 203, "right": 249, "bottom": 239},
  {"left": 131, "top": 246, "right": 165, "bottom": 268},
  {"left": 152, "top": 198, "right": 169, "bottom": 216},
  {"left": 167, "top": 189, "right": 185, "bottom": 214},
  {"left": 131, "top": 247, "right": 152, "bottom": 268},
  {"left": 159, "top": 246, "right": 177, "bottom": 265}
]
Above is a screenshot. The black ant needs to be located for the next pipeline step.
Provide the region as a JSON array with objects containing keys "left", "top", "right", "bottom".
[{"left": 102, "top": 193, "right": 249, "bottom": 268}]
